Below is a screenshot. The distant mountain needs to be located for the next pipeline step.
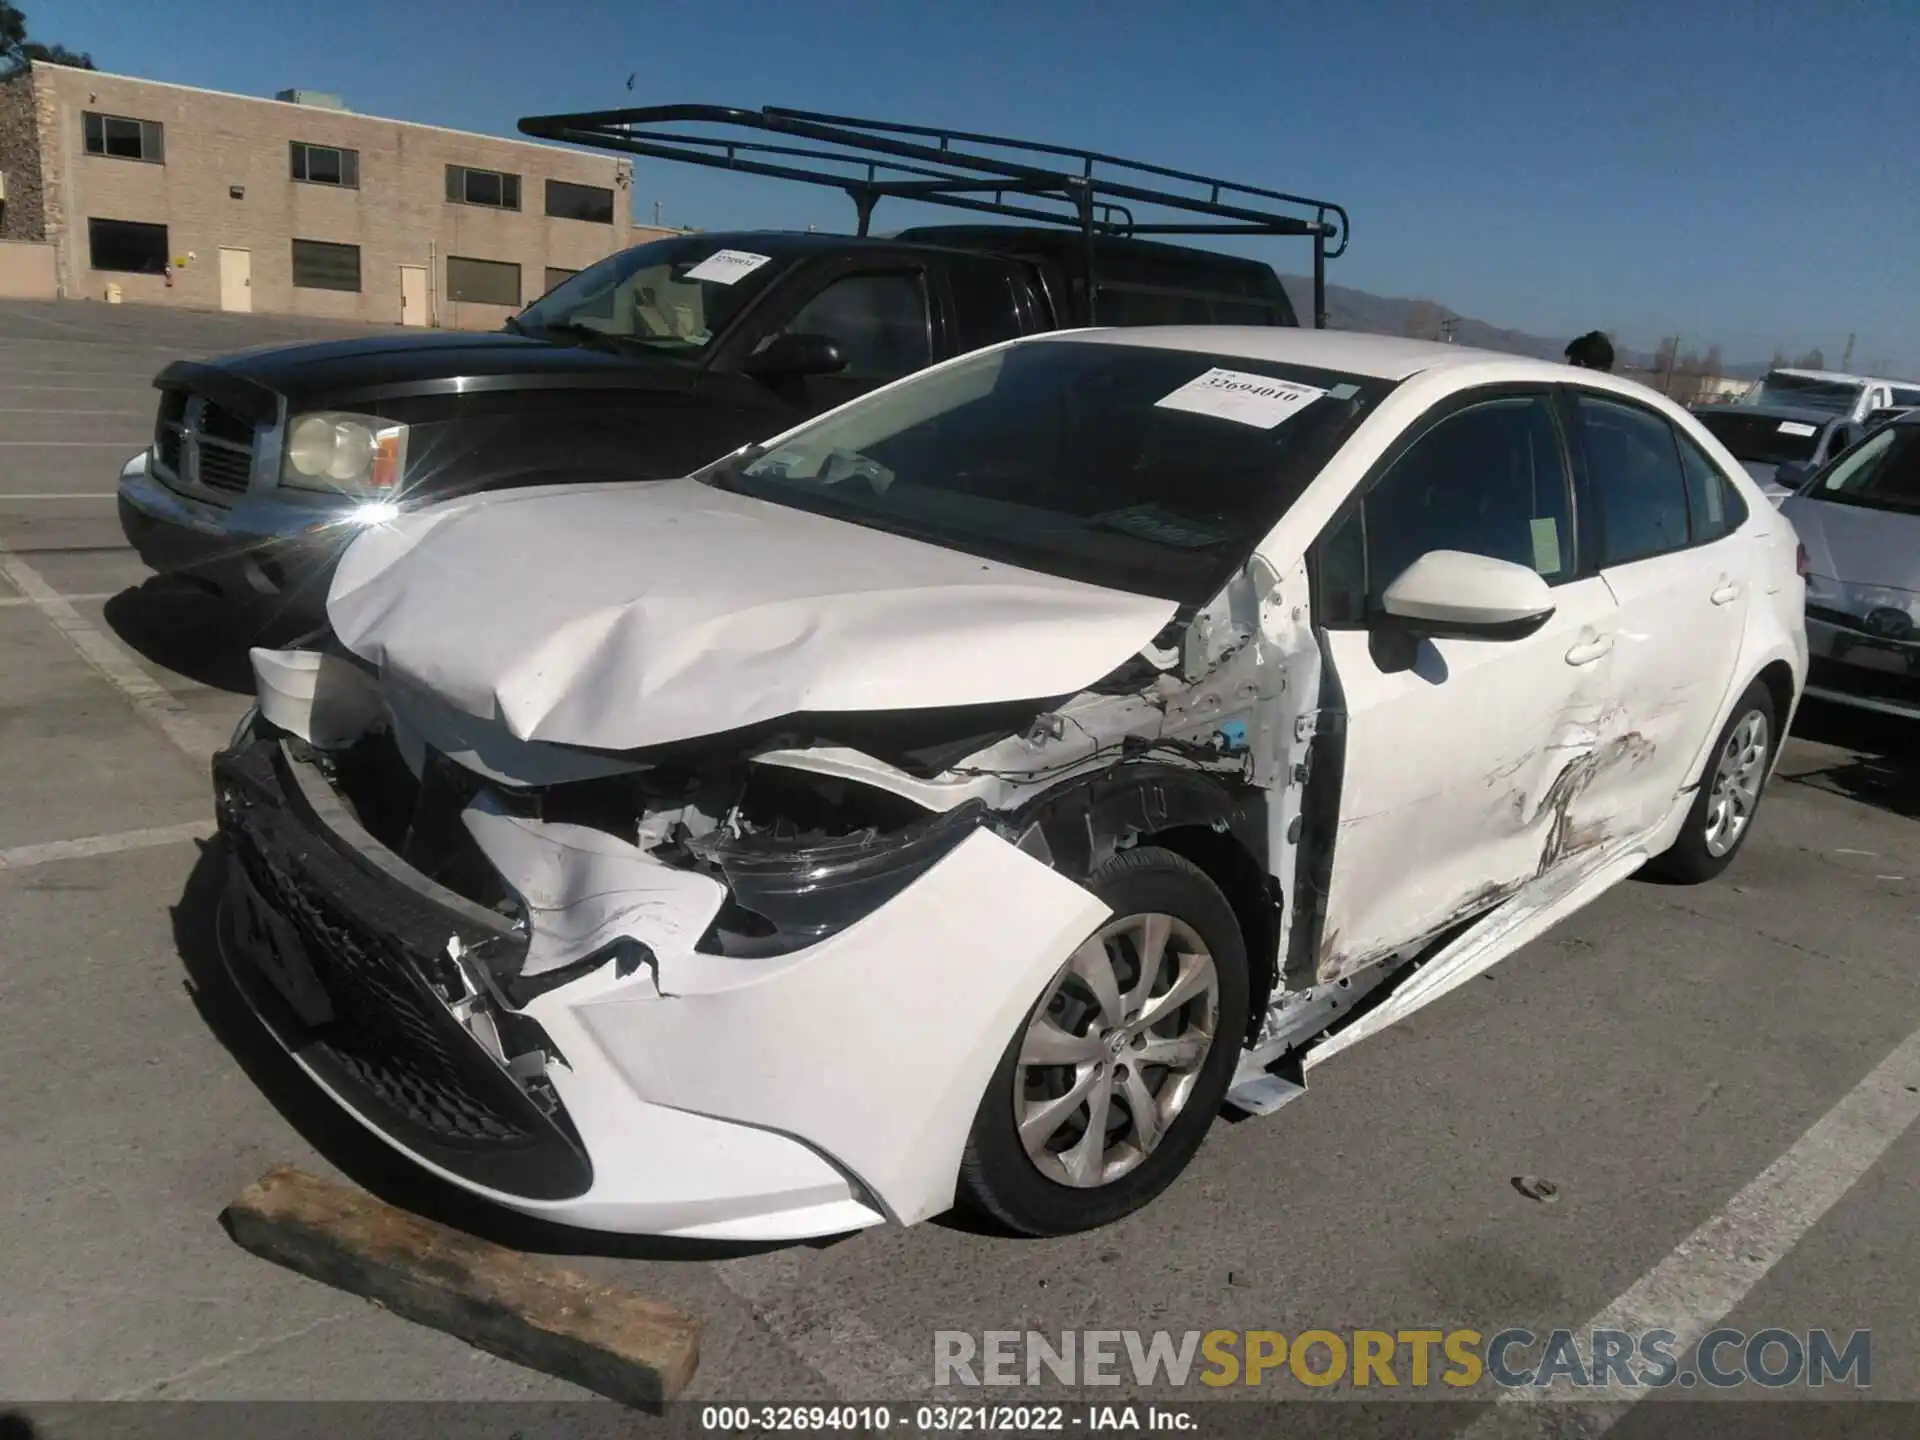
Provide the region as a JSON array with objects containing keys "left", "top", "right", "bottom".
[{"left": 1280, "top": 276, "right": 1773, "bottom": 379}]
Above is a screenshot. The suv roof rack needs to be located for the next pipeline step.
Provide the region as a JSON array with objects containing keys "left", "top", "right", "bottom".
[{"left": 516, "top": 104, "right": 1349, "bottom": 328}]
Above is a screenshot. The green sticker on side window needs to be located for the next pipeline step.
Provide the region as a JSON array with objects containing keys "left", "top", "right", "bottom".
[{"left": 1530, "top": 517, "right": 1563, "bottom": 575}]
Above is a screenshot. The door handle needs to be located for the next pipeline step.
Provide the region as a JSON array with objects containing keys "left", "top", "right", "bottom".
[
  {"left": 1565, "top": 631, "right": 1613, "bottom": 666},
  {"left": 1711, "top": 579, "right": 1742, "bottom": 606}
]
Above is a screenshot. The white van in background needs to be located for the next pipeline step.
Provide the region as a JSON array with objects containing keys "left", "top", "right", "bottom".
[{"left": 1744, "top": 368, "right": 1919, "bottom": 424}]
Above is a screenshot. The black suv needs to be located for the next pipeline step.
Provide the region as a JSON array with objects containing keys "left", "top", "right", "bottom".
[
  {"left": 117, "top": 103, "right": 1346, "bottom": 629},
  {"left": 116, "top": 227, "right": 1300, "bottom": 626}
]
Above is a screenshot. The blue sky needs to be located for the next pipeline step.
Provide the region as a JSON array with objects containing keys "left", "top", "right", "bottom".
[{"left": 37, "top": 0, "right": 1920, "bottom": 370}]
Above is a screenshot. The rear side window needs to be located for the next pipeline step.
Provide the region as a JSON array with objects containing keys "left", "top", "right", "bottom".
[
  {"left": 1318, "top": 393, "right": 1574, "bottom": 624},
  {"left": 946, "top": 260, "right": 1027, "bottom": 355},
  {"left": 1675, "top": 432, "right": 1749, "bottom": 542},
  {"left": 1575, "top": 395, "right": 1692, "bottom": 566},
  {"left": 1097, "top": 287, "right": 1212, "bottom": 326}
]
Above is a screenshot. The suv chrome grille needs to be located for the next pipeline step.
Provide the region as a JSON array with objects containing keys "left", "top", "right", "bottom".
[{"left": 153, "top": 391, "right": 259, "bottom": 500}]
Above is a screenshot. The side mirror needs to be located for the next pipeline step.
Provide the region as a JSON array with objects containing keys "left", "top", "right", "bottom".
[
  {"left": 745, "top": 331, "right": 847, "bottom": 381},
  {"left": 1378, "top": 550, "right": 1555, "bottom": 640},
  {"left": 1774, "top": 460, "right": 1812, "bottom": 491}
]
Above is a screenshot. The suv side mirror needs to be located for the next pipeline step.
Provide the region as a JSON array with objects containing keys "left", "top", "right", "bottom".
[
  {"left": 1377, "top": 550, "right": 1555, "bottom": 640},
  {"left": 1774, "top": 460, "right": 1812, "bottom": 491},
  {"left": 745, "top": 332, "right": 847, "bottom": 381}
]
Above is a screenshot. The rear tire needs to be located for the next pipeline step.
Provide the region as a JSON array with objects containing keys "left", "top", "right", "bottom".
[
  {"left": 1644, "top": 679, "right": 1777, "bottom": 884},
  {"left": 956, "top": 846, "right": 1249, "bottom": 1237}
]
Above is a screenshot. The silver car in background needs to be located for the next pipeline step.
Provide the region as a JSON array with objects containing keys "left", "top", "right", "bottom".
[{"left": 1780, "top": 411, "right": 1920, "bottom": 721}]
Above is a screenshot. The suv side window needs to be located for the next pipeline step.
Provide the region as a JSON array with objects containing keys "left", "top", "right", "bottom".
[
  {"left": 946, "top": 259, "right": 1028, "bottom": 355},
  {"left": 1318, "top": 393, "right": 1574, "bottom": 625},
  {"left": 1575, "top": 394, "right": 1692, "bottom": 567},
  {"left": 1675, "top": 431, "right": 1750, "bottom": 543},
  {"left": 781, "top": 272, "right": 932, "bottom": 380}
]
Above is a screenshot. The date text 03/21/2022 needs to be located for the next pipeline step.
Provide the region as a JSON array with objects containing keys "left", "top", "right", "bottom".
[{"left": 699, "top": 1405, "right": 1193, "bottom": 1432}]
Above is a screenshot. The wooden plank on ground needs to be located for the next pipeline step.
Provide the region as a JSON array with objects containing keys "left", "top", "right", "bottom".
[{"left": 221, "top": 1164, "right": 701, "bottom": 1409}]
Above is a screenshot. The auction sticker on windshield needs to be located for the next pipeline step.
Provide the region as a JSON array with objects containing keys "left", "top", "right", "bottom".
[
  {"left": 1156, "top": 369, "right": 1327, "bottom": 429},
  {"left": 684, "top": 250, "right": 774, "bottom": 285},
  {"left": 1779, "top": 421, "right": 1819, "bottom": 437}
]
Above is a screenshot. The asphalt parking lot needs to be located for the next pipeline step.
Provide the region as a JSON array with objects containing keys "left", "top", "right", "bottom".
[{"left": 3, "top": 297, "right": 1918, "bottom": 1427}]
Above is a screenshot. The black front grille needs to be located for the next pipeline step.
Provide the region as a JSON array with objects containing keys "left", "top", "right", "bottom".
[
  {"left": 200, "top": 400, "right": 253, "bottom": 446},
  {"left": 215, "top": 740, "right": 593, "bottom": 1201},
  {"left": 151, "top": 391, "right": 259, "bottom": 499},
  {"left": 195, "top": 441, "right": 253, "bottom": 493}
]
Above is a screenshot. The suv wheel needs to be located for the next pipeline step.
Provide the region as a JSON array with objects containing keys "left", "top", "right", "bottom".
[
  {"left": 1645, "top": 679, "right": 1778, "bottom": 884},
  {"left": 957, "top": 846, "right": 1248, "bottom": 1236}
]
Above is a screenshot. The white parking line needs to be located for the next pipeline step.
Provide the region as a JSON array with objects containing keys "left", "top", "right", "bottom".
[
  {"left": 713, "top": 1249, "right": 932, "bottom": 1397},
  {"left": 0, "top": 546, "right": 226, "bottom": 760},
  {"left": 0, "top": 591, "right": 113, "bottom": 607},
  {"left": 0, "top": 820, "right": 215, "bottom": 870},
  {"left": 1464, "top": 1022, "right": 1920, "bottom": 1437}
]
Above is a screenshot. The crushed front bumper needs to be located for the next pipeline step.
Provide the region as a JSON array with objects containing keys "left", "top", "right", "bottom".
[{"left": 210, "top": 729, "right": 1110, "bottom": 1238}]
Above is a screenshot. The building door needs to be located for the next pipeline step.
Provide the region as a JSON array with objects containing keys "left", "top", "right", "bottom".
[
  {"left": 399, "top": 265, "right": 428, "bottom": 327},
  {"left": 218, "top": 248, "right": 252, "bottom": 313}
]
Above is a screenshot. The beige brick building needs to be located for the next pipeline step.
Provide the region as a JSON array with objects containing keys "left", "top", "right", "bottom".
[{"left": 0, "top": 62, "right": 673, "bottom": 327}]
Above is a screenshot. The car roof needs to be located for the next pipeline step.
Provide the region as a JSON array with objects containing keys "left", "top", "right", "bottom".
[
  {"left": 1768, "top": 367, "right": 1885, "bottom": 385},
  {"left": 892, "top": 224, "right": 1278, "bottom": 274},
  {"left": 1695, "top": 402, "right": 1847, "bottom": 426},
  {"left": 1048, "top": 325, "right": 1573, "bottom": 382},
  {"left": 629, "top": 228, "right": 1018, "bottom": 260}
]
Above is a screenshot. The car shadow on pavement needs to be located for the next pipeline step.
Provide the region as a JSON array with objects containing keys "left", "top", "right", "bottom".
[
  {"left": 1783, "top": 699, "right": 1919, "bottom": 821},
  {"left": 168, "top": 837, "right": 844, "bottom": 1263},
  {"left": 103, "top": 582, "right": 318, "bottom": 695}
]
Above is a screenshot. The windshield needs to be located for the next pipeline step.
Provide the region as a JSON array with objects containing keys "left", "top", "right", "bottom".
[
  {"left": 1744, "top": 371, "right": 1862, "bottom": 417},
  {"left": 1694, "top": 409, "right": 1826, "bottom": 465},
  {"left": 514, "top": 236, "right": 788, "bottom": 358},
  {"left": 698, "top": 340, "right": 1395, "bottom": 603},
  {"left": 1808, "top": 424, "right": 1920, "bottom": 514}
]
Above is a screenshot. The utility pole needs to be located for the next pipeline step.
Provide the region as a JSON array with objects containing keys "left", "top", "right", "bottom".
[{"left": 652, "top": 199, "right": 663, "bottom": 227}]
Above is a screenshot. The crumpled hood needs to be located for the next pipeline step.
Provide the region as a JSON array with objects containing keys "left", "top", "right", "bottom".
[
  {"left": 1780, "top": 494, "right": 1920, "bottom": 592},
  {"left": 327, "top": 477, "right": 1179, "bottom": 752}
]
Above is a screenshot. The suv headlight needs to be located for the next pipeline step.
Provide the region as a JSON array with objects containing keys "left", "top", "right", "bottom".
[{"left": 281, "top": 411, "right": 409, "bottom": 498}]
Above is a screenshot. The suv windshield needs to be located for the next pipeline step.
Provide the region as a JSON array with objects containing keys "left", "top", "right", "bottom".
[
  {"left": 1744, "top": 372, "right": 1862, "bottom": 416},
  {"left": 700, "top": 339, "right": 1394, "bottom": 603},
  {"left": 1694, "top": 408, "right": 1825, "bottom": 465},
  {"left": 1807, "top": 423, "right": 1920, "bottom": 514},
  {"left": 514, "top": 236, "right": 788, "bottom": 358}
]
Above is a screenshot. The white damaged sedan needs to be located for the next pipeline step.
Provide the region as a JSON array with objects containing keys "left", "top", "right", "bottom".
[{"left": 214, "top": 328, "right": 1807, "bottom": 1239}]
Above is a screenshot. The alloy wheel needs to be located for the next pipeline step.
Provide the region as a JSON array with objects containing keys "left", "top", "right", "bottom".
[
  {"left": 1013, "top": 912, "right": 1220, "bottom": 1189},
  {"left": 1703, "top": 708, "right": 1770, "bottom": 858}
]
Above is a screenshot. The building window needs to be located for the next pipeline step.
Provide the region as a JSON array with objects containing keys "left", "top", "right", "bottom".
[
  {"left": 446, "top": 164, "right": 520, "bottom": 210},
  {"left": 290, "top": 141, "right": 360, "bottom": 189},
  {"left": 543, "top": 266, "right": 579, "bottom": 294},
  {"left": 291, "top": 239, "right": 362, "bottom": 293},
  {"left": 87, "top": 218, "right": 169, "bottom": 274},
  {"left": 83, "top": 112, "right": 165, "bottom": 164},
  {"left": 545, "top": 179, "right": 614, "bottom": 224},
  {"left": 446, "top": 255, "right": 521, "bottom": 307}
]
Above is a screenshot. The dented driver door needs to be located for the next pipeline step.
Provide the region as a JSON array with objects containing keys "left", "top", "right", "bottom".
[{"left": 1306, "top": 390, "right": 1625, "bottom": 985}]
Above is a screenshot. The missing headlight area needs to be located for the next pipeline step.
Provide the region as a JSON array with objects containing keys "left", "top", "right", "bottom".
[{"left": 682, "top": 768, "right": 992, "bottom": 958}]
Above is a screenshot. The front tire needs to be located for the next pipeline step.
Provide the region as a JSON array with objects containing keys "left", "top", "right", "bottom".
[
  {"left": 957, "top": 846, "right": 1249, "bottom": 1236},
  {"left": 1644, "top": 678, "right": 1778, "bottom": 884}
]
